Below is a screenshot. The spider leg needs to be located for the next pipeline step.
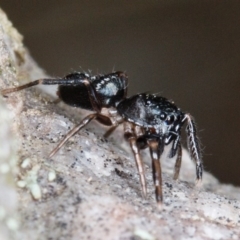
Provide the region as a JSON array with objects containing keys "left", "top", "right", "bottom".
[
  {"left": 1, "top": 79, "right": 44, "bottom": 95},
  {"left": 168, "top": 135, "right": 179, "bottom": 158},
  {"left": 148, "top": 139, "right": 163, "bottom": 204},
  {"left": 2, "top": 76, "right": 94, "bottom": 91},
  {"left": 1, "top": 75, "right": 102, "bottom": 112},
  {"left": 103, "top": 125, "right": 118, "bottom": 138},
  {"left": 168, "top": 135, "right": 182, "bottom": 180},
  {"left": 49, "top": 113, "right": 97, "bottom": 158},
  {"left": 124, "top": 122, "right": 147, "bottom": 198},
  {"left": 129, "top": 138, "right": 147, "bottom": 198},
  {"left": 184, "top": 113, "right": 203, "bottom": 183},
  {"left": 173, "top": 142, "right": 182, "bottom": 180}
]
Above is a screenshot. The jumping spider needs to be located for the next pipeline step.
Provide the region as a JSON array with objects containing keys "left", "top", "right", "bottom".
[{"left": 1, "top": 71, "right": 203, "bottom": 204}]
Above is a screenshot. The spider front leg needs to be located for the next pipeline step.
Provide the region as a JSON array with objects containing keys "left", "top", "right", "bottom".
[
  {"left": 123, "top": 122, "right": 147, "bottom": 198},
  {"left": 184, "top": 113, "right": 203, "bottom": 183}
]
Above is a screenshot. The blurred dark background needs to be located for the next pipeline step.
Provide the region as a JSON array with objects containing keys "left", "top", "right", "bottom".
[{"left": 1, "top": 1, "right": 240, "bottom": 185}]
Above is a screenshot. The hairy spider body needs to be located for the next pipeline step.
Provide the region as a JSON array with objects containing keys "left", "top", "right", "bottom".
[
  {"left": 1, "top": 71, "right": 203, "bottom": 204},
  {"left": 58, "top": 72, "right": 128, "bottom": 110}
]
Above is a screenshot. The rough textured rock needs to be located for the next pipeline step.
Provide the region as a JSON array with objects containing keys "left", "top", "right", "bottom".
[{"left": 0, "top": 7, "right": 240, "bottom": 240}]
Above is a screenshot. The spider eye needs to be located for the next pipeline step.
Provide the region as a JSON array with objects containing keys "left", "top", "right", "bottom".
[
  {"left": 166, "top": 115, "right": 175, "bottom": 125},
  {"left": 160, "top": 113, "right": 166, "bottom": 120}
]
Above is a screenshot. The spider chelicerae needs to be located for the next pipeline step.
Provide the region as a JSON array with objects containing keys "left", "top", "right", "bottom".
[{"left": 1, "top": 71, "right": 203, "bottom": 204}]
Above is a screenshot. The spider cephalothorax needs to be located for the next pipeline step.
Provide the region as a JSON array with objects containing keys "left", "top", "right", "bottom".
[{"left": 1, "top": 71, "right": 203, "bottom": 204}]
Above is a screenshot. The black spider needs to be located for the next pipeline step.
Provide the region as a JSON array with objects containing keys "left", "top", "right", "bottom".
[{"left": 1, "top": 71, "right": 203, "bottom": 204}]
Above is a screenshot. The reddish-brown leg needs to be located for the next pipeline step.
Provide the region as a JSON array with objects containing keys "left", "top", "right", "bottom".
[
  {"left": 49, "top": 113, "right": 97, "bottom": 158},
  {"left": 1, "top": 79, "right": 45, "bottom": 95},
  {"left": 148, "top": 139, "right": 163, "bottom": 204},
  {"left": 173, "top": 143, "right": 182, "bottom": 180},
  {"left": 124, "top": 122, "right": 147, "bottom": 198}
]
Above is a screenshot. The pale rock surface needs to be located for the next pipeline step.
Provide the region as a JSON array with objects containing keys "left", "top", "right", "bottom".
[{"left": 0, "top": 7, "right": 240, "bottom": 240}]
